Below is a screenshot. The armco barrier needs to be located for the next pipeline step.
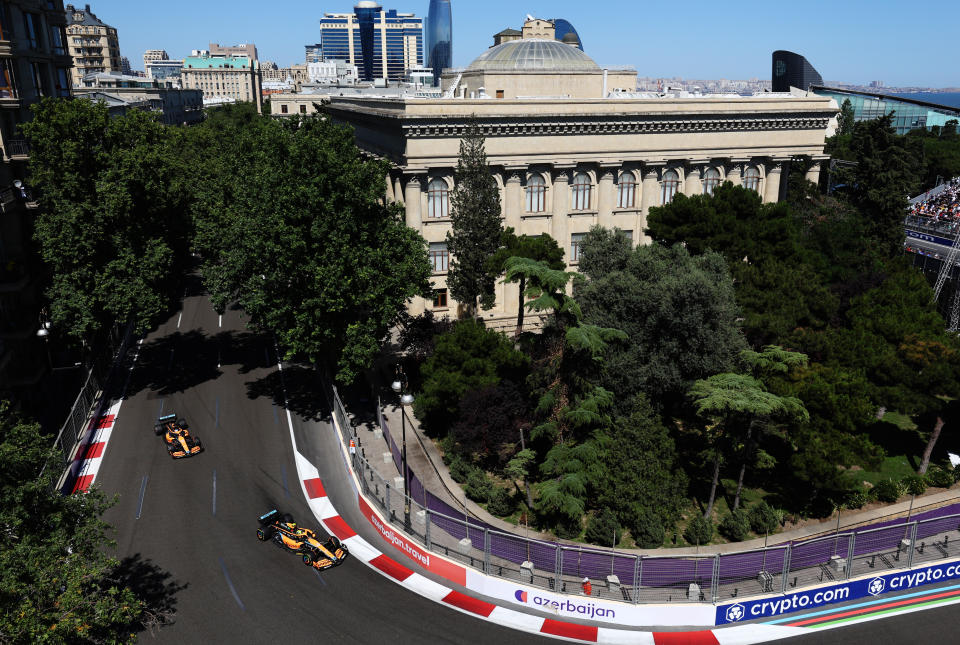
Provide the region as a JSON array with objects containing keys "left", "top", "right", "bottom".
[{"left": 333, "top": 386, "right": 960, "bottom": 614}]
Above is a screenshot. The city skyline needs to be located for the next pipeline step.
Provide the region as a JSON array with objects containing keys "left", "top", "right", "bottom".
[{"left": 65, "top": 0, "right": 958, "bottom": 87}]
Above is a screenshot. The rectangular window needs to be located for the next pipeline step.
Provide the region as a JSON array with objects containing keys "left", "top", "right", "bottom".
[
  {"left": 23, "top": 13, "right": 40, "bottom": 49},
  {"left": 570, "top": 233, "right": 586, "bottom": 263},
  {"left": 433, "top": 288, "right": 448, "bottom": 309},
  {"left": 299, "top": 104, "right": 306, "bottom": 114},
  {"left": 496, "top": 89, "right": 504, "bottom": 99},
  {"left": 280, "top": 104, "right": 288, "bottom": 114},
  {"left": 621, "top": 230, "right": 633, "bottom": 243},
  {"left": 428, "top": 242, "right": 448, "bottom": 273},
  {"left": 50, "top": 25, "right": 65, "bottom": 55},
  {"left": 30, "top": 63, "right": 43, "bottom": 97},
  {"left": 0, "top": 3, "right": 9, "bottom": 41},
  {"left": 54, "top": 67, "right": 69, "bottom": 97},
  {"left": 0, "top": 59, "right": 16, "bottom": 99}
]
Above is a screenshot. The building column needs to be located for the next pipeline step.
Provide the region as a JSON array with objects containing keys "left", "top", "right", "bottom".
[
  {"left": 638, "top": 164, "right": 662, "bottom": 245},
  {"left": 394, "top": 176, "right": 405, "bottom": 206},
  {"left": 805, "top": 161, "right": 822, "bottom": 186},
  {"left": 684, "top": 164, "right": 703, "bottom": 197},
  {"left": 385, "top": 173, "right": 395, "bottom": 202},
  {"left": 552, "top": 168, "right": 571, "bottom": 262},
  {"left": 597, "top": 166, "right": 616, "bottom": 229},
  {"left": 404, "top": 175, "right": 422, "bottom": 228},
  {"left": 764, "top": 162, "right": 784, "bottom": 203},
  {"left": 504, "top": 169, "right": 523, "bottom": 232}
]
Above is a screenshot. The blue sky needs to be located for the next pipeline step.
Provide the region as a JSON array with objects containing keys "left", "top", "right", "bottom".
[{"left": 89, "top": 0, "right": 958, "bottom": 87}]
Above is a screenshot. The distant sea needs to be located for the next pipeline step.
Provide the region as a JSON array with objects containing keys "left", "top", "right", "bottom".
[{"left": 891, "top": 92, "right": 960, "bottom": 109}]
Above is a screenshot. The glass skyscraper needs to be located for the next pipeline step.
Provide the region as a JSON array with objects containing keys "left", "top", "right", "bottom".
[
  {"left": 552, "top": 19, "right": 582, "bottom": 51},
  {"left": 319, "top": 3, "right": 423, "bottom": 82},
  {"left": 425, "top": 0, "right": 452, "bottom": 86}
]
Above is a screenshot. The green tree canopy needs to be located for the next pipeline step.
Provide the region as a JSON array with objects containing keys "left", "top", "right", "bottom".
[
  {"left": 489, "top": 228, "right": 564, "bottom": 334},
  {"left": 22, "top": 97, "right": 191, "bottom": 341}
]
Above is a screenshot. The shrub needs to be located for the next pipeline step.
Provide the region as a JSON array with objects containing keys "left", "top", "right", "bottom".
[
  {"left": 873, "top": 478, "right": 903, "bottom": 503},
  {"left": 487, "top": 486, "right": 515, "bottom": 517},
  {"left": 927, "top": 465, "right": 955, "bottom": 489},
  {"left": 748, "top": 501, "right": 780, "bottom": 535},
  {"left": 902, "top": 474, "right": 927, "bottom": 497},
  {"left": 719, "top": 509, "right": 751, "bottom": 542},
  {"left": 953, "top": 464, "right": 960, "bottom": 483},
  {"left": 844, "top": 489, "right": 868, "bottom": 510},
  {"left": 585, "top": 509, "right": 621, "bottom": 547},
  {"left": 464, "top": 469, "right": 492, "bottom": 502},
  {"left": 448, "top": 455, "right": 472, "bottom": 483},
  {"left": 629, "top": 507, "right": 665, "bottom": 548},
  {"left": 683, "top": 516, "right": 713, "bottom": 546}
]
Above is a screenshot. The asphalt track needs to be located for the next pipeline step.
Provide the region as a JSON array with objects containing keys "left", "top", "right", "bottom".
[
  {"left": 96, "top": 276, "right": 549, "bottom": 644},
  {"left": 93, "top": 278, "right": 960, "bottom": 644}
]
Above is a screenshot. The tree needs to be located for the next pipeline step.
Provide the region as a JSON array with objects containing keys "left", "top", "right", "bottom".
[
  {"left": 576, "top": 242, "right": 747, "bottom": 414},
  {"left": 489, "top": 228, "right": 564, "bottom": 335},
  {"left": 446, "top": 123, "right": 503, "bottom": 317},
  {"left": 0, "top": 405, "right": 158, "bottom": 641},
  {"left": 189, "top": 114, "right": 432, "bottom": 384},
  {"left": 575, "top": 226, "right": 632, "bottom": 280},
  {"left": 837, "top": 98, "right": 856, "bottom": 136},
  {"left": 414, "top": 318, "right": 528, "bottom": 433},
  {"left": 23, "top": 97, "right": 191, "bottom": 342},
  {"left": 452, "top": 380, "right": 531, "bottom": 469}
]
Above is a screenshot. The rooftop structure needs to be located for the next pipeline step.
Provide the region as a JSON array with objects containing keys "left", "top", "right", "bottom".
[
  {"left": 811, "top": 86, "right": 960, "bottom": 135},
  {"left": 772, "top": 50, "right": 823, "bottom": 93},
  {"left": 181, "top": 51, "right": 263, "bottom": 111},
  {"left": 74, "top": 73, "right": 203, "bottom": 125}
]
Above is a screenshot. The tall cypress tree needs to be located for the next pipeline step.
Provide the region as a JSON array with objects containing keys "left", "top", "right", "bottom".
[{"left": 446, "top": 122, "right": 503, "bottom": 317}]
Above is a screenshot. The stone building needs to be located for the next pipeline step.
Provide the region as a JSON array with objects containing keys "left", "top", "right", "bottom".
[
  {"left": 74, "top": 72, "right": 203, "bottom": 125},
  {"left": 64, "top": 3, "right": 121, "bottom": 87},
  {"left": 181, "top": 50, "right": 262, "bottom": 111},
  {"left": 326, "top": 29, "right": 837, "bottom": 325}
]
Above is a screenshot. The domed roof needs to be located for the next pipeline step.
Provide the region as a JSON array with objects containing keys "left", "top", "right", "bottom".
[{"left": 467, "top": 39, "right": 600, "bottom": 73}]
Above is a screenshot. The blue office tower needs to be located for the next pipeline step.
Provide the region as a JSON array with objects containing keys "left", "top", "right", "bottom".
[
  {"left": 354, "top": 1, "right": 381, "bottom": 82},
  {"left": 318, "top": 4, "right": 423, "bottom": 82},
  {"left": 426, "top": 0, "right": 452, "bottom": 86},
  {"left": 552, "top": 19, "right": 583, "bottom": 50}
]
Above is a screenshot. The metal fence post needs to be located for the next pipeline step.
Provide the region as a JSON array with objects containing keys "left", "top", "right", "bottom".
[
  {"left": 845, "top": 534, "right": 856, "bottom": 580},
  {"left": 711, "top": 554, "right": 720, "bottom": 603},
  {"left": 633, "top": 556, "right": 642, "bottom": 604},
  {"left": 425, "top": 510, "right": 432, "bottom": 550},
  {"left": 484, "top": 529, "right": 491, "bottom": 574},
  {"left": 781, "top": 544, "right": 792, "bottom": 594},
  {"left": 554, "top": 546, "right": 562, "bottom": 593},
  {"left": 907, "top": 522, "right": 918, "bottom": 569},
  {"left": 386, "top": 483, "right": 391, "bottom": 519}
]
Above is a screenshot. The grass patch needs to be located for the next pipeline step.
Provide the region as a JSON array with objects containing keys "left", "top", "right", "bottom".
[
  {"left": 858, "top": 455, "right": 917, "bottom": 486},
  {"left": 882, "top": 411, "right": 917, "bottom": 431}
]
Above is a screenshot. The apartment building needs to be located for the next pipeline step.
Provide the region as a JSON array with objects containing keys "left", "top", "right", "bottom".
[
  {"left": 181, "top": 50, "right": 262, "bottom": 110},
  {"left": 64, "top": 3, "right": 121, "bottom": 87}
]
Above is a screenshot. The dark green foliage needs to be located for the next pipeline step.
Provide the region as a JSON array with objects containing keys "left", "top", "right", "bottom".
[
  {"left": 576, "top": 242, "right": 746, "bottom": 412},
  {"left": 452, "top": 381, "right": 530, "bottom": 468},
  {"left": 448, "top": 454, "right": 472, "bottom": 483},
  {"left": 23, "top": 98, "right": 191, "bottom": 341},
  {"left": 902, "top": 474, "right": 928, "bottom": 496},
  {"left": 576, "top": 226, "right": 633, "bottom": 280},
  {"left": 584, "top": 509, "right": 621, "bottom": 547},
  {"left": 837, "top": 99, "right": 855, "bottom": 136},
  {"left": 926, "top": 465, "right": 954, "bottom": 489},
  {"left": 872, "top": 479, "right": 903, "bottom": 503},
  {"left": 415, "top": 319, "right": 528, "bottom": 433},
  {"left": 487, "top": 486, "right": 516, "bottom": 517},
  {"left": 446, "top": 124, "right": 503, "bottom": 315},
  {"left": 189, "top": 113, "right": 431, "bottom": 384},
  {"left": 0, "top": 405, "right": 154, "bottom": 640},
  {"left": 628, "top": 507, "right": 666, "bottom": 548},
  {"left": 683, "top": 516, "right": 714, "bottom": 546},
  {"left": 489, "top": 228, "right": 564, "bottom": 334},
  {"left": 748, "top": 501, "right": 781, "bottom": 535},
  {"left": 465, "top": 468, "right": 493, "bottom": 502},
  {"left": 719, "top": 509, "right": 751, "bottom": 542},
  {"left": 844, "top": 490, "right": 868, "bottom": 510}
]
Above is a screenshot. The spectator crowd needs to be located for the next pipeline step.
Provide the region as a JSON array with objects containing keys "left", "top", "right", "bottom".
[{"left": 910, "top": 177, "right": 960, "bottom": 222}]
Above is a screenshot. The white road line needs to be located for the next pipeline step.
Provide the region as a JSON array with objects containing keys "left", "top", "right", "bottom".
[
  {"left": 212, "top": 469, "right": 217, "bottom": 516},
  {"left": 219, "top": 558, "right": 245, "bottom": 611},
  {"left": 177, "top": 311, "right": 183, "bottom": 328},
  {"left": 219, "top": 314, "right": 222, "bottom": 328},
  {"left": 135, "top": 475, "right": 148, "bottom": 519}
]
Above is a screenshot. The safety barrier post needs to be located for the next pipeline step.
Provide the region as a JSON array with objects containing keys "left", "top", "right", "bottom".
[
  {"left": 633, "top": 556, "right": 642, "bottom": 604},
  {"left": 425, "top": 510, "right": 431, "bottom": 550},
  {"left": 845, "top": 534, "right": 856, "bottom": 579},
  {"left": 484, "top": 529, "right": 491, "bottom": 574},
  {"left": 711, "top": 554, "right": 720, "bottom": 603},
  {"left": 781, "top": 544, "right": 792, "bottom": 593},
  {"left": 907, "top": 522, "right": 918, "bottom": 569},
  {"left": 554, "top": 546, "right": 562, "bottom": 593},
  {"left": 385, "top": 482, "right": 391, "bottom": 519}
]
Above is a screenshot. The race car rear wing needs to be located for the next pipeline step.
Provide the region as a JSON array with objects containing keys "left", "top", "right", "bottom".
[
  {"left": 258, "top": 509, "right": 281, "bottom": 525},
  {"left": 154, "top": 413, "right": 179, "bottom": 434}
]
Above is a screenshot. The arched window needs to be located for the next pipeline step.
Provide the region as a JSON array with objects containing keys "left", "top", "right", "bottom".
[
  {"left": 661, "top": 169, "right": 680, "bottom": 204},
  {"left": 571, "top": 172, "right": 591, "bottom": 211},
  {"left": 703, "top": 167, "right": 721, "bottom": 195},
  {"left": 617, "top": 172, "right": 636, "bottom": 209},
  {"left": 526, "top": 174, "right": 546, "bottom": 212},
  {"left": 427, "top": 178, "right": 449, "bottom": 218},
  {"left": 743, "top": 166, "right": 761, "bottom": 193}
]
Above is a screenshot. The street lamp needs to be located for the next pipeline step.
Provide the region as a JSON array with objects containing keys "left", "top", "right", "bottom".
[{"left": 391, "top": 368, "right": 414, "bottom": 530}]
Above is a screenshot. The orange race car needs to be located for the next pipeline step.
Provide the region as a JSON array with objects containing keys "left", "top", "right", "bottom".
[
  {"left": 257, "top": 509, "right": 348, "bottom": 571},
  {"left": 154, "top": 414, "right": 203, "bottom": 459}
]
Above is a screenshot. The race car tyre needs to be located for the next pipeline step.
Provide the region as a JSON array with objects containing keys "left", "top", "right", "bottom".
[
  {"left": 302, "top": 553, "right": 314, "bottom": 566},
  {"left": 329, "top": 536, "right": 341, "bottom": 548},
  {"left": 178, "top": 419, "right": 189, "bottom": 428},
  {"left": 282, "top": 513, "right": 294, "bottom": 523},
  {"left": 257, "top": 527, "right": 273, "bottom": 541}
]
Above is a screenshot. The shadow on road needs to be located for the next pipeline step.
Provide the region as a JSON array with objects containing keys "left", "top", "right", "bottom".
[
  {"left": 111, "top": 553, "right": 187, "bottom": 637},
  {"left": 245, "top": 364, "right": 331, "bottom": 422}
]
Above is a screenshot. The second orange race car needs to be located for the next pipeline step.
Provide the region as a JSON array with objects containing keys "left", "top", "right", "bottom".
[
  {"left": 154, "top": 413, "right": 203, "bottom": 459},
  {"left": 257, "top": 509, "right": 348, "bottom": 571}
]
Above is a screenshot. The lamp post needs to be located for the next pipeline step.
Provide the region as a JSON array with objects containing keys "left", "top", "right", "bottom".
[
  {"left": 391, "top": 368, "right": 414, "bottom": 531},
  {"left": 36, "top": 318, "right": 52, "bottom": 370}
]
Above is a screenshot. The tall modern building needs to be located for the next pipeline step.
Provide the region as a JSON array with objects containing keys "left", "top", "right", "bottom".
[
  {"left": 425, "top": 0, "right": 451, "bottom": 86},
  {"left": 65, "top": 4, "right": 122, "bottom": 87},
  {"left": 318, "top": 3, "right": 422, "bottom": 82},
  {"left": 771, "top": 50, "right": 822, "bottom": 92},
  {"left": 305, "top": 43, "right": 323, "bottom": 64},
  {"left": 552, "top": 18, "right": 582, "bottom": 50}
]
